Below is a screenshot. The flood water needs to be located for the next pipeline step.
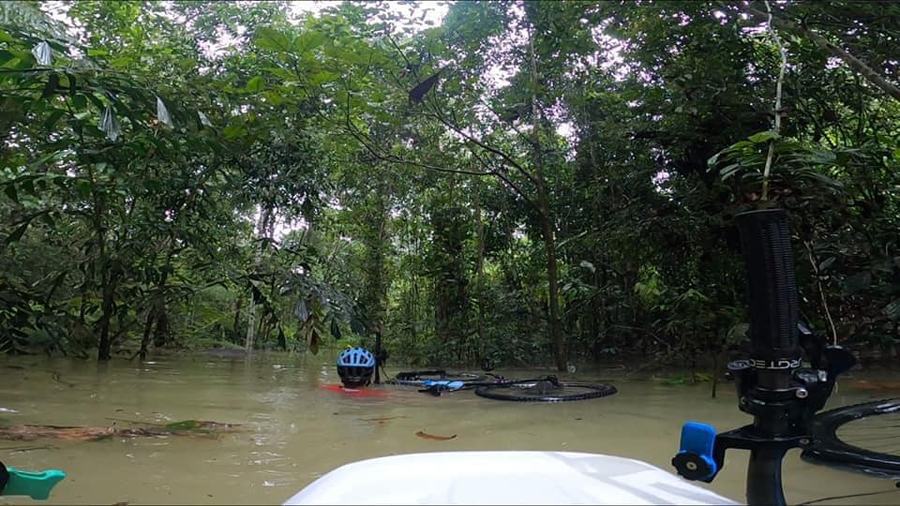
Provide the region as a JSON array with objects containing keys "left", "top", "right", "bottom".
[{"left": 0, "top": 351, "right": 897, "bottom": 505}]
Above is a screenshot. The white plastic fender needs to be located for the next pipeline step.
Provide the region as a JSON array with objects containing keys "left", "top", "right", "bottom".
[{"left": 284, "top": 451, "right": 739, "bottom": 505}]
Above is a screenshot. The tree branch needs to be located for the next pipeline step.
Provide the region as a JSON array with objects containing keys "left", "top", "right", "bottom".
[
  {"left": 739, "top": 3, "right": 900, "bottom": 102},
  {"left": 424, "top": 97, "right": 541, "bottom": 188}
]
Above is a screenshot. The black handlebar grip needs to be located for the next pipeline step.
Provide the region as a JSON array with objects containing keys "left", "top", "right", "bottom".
[{"left": 735, "top": 209, "right": 801, "bottom": 363}]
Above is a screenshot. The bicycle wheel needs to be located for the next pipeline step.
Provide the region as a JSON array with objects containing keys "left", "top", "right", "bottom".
[
  {"left": 803, "top": 398, "right": 900, "bottom": 477},
  {"left": 474, "top": 380, "right": 617, "bottom": 402}
]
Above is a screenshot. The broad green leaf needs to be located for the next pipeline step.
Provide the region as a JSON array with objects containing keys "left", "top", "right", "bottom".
[
  {"left": 262, "top": 90, "right": 283, "bottom": 105},
  {"left": 44, "top": 109, "right": 64, "bottom": 130},
  {"left": 6, "top": 220, "right": 30, "bottom": 244},
  {"left": 74, "top": 179, "right": 91, "bottom": 199},
  {"left": 256, "top": 27, "right": 291, "bottom": 52},
  {"left": 292, "top": 30, "right": 326, "bottom": 54},
  {"left": 71, "top": 94, "right": 87, "bottom": 109},
  {"left": 222, "top": 123, "right": 246, "bottom": 139},
  {"left": 245, "top": 76, "right": 265, "bottom": 93},
  {"left": 842, "top": 271, "right": 872, "bottom": 297},
  {"left": 309, "top": 71, "right": 339, "bottom": 86},
  {"left": 748, "top": 131, "right": 780, "bottom": 143},
  {"left": 4, "top": 183, "right": 18, "bottom": 203},
  {"left": 40, "top": 72, "right": 58, "bottom": 99}
]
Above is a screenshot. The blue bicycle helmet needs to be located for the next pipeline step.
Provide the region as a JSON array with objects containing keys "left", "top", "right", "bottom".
[{"left": 337, "top": 346, "right": 376, "bottom": 388}]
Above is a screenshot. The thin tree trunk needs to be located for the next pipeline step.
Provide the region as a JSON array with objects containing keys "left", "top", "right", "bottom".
[
  {"left": 97, "top": 279, "right": 115, "bottom": 361},
  {"left": 97, "top": 264, "right": 120, "bottom": 360},
  {"left": 153, "top": 307, "right": 169, "bottom": 348},
  {"left": 139, "top": 308, "right": 155, "bottom": 360},
  {"left": 232, "top": 298, "right": 242, "bottom": 343},
  {"left": 474, "top": 184, "right": 486, "bottom": 364},
  {"left": 529, "top": 26, "right": 566, "bottom": 372},
  {"left": 245, "top": 207, "right": 270, "bottom": 351},
  {"left": 152, "top": 266, "right": 171, "bottom": 349}
]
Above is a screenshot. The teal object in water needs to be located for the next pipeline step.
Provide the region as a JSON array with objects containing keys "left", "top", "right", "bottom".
[{"left": 1, "top": 465, "right": 66, "bottom": 500}]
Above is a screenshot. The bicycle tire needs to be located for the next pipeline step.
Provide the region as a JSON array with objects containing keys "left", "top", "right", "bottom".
[
  {"left": 802, "top": 398, "right": 900, "bottom": 477},
  {"left": 474, "top": 381, "right": 617, "bottom": 402}
]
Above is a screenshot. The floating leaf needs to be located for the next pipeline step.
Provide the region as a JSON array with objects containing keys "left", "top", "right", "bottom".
[
  {"left": 579, "top": 260, "right": 596, "bottom": 273},
  {"left": 99, "top": 105, "right": 121, "bottom": 142},
  {"left": 31, "top": 41, "right": 52, "bottom": 65},
  {"left": 156, "top": 96, "right": 173, "bottom": 127},
  {"left": 198, "top": 111, "right": 212, "bottom": 127},
  {"left": 415, "top": 430, "right": 456, "bottom": 441}
]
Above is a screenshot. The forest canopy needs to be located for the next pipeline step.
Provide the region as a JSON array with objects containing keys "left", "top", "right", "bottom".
[{"left": 1, "top": 0, "right": 898, "bottom": 371}]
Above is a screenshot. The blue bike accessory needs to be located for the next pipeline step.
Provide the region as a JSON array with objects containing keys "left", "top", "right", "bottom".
[
  {"left": 672, "top": 421, "right": 718, "bottom": 482},
  {"left": 422, "top": 380, "right": 465, "bottom": 391},
  {"left": 0, "top": 462, "right": 66, "bottom": 500}
]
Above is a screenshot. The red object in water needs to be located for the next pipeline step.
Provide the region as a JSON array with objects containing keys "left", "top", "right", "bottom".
[{"left": 319, "top": 384, "right": 389, "bottom": 397}]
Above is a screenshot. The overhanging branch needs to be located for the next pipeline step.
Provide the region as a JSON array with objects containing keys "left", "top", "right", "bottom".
[{"left": 738, "top": 3, "right": 900, "bottom": 102}]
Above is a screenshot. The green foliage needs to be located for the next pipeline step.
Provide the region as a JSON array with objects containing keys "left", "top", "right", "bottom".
[{"left": 1, "top": 0, "right": 898, "bottom": 369}]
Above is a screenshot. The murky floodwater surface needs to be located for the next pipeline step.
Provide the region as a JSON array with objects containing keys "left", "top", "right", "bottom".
[{"left": 0, "top": 352, "right": 896, "bottom": 505}]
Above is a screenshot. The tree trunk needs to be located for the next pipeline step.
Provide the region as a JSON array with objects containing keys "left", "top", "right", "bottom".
[
  {"left": 139, "top": 308, "right": 155, "bottom": 360},
  {"left": 152, "top": 304, "right": 169, "bottom": 348},
  {"left": 245, "top": 206, "right": 270, "bottom": 351},
  {"left": 97, "top": 267, "right": 119, "bottom": 361},
  {"left": 541, "top": 212, "right": 565, "bottom": 371},
  {"left": 277, "top": 327, "right": 287, "bottom": 351},
  {"left": 529, "top": 26, "right": 566, "bottom": 372},
  {"left": 474, "top": 184, "right": 486, "bottom": 364},
  {"left": 232, "top": 298, "right": 242, "bottom": 343}
]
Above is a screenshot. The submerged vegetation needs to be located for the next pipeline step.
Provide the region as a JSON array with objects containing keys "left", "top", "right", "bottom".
[{"left": 1, "top": 1, "right": 898, "bottom": 371}]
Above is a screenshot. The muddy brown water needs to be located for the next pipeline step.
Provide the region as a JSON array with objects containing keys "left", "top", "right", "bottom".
[{"left": 0, "top": 352, "right": 897, "bottom": 505}]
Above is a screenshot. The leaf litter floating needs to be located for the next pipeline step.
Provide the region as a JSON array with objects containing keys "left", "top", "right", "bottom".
[
  {"left": 0, "top": 419, "right": 243, "bottom": 442},
  {"left": 415, "top": 430, "right": 456, "bottom": 441}
]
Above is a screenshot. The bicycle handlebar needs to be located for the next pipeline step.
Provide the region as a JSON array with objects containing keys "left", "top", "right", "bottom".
[{"left": 735, "top": 209, "right": 801, "bottom": 364}]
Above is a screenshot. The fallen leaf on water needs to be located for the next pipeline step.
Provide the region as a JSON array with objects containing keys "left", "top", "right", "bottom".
[
  {"left": 415, "top": 430, "right": 456, "bottom": 441},
  {"left": 360, "top": 416, "right": 407, "bottom": 423}
]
